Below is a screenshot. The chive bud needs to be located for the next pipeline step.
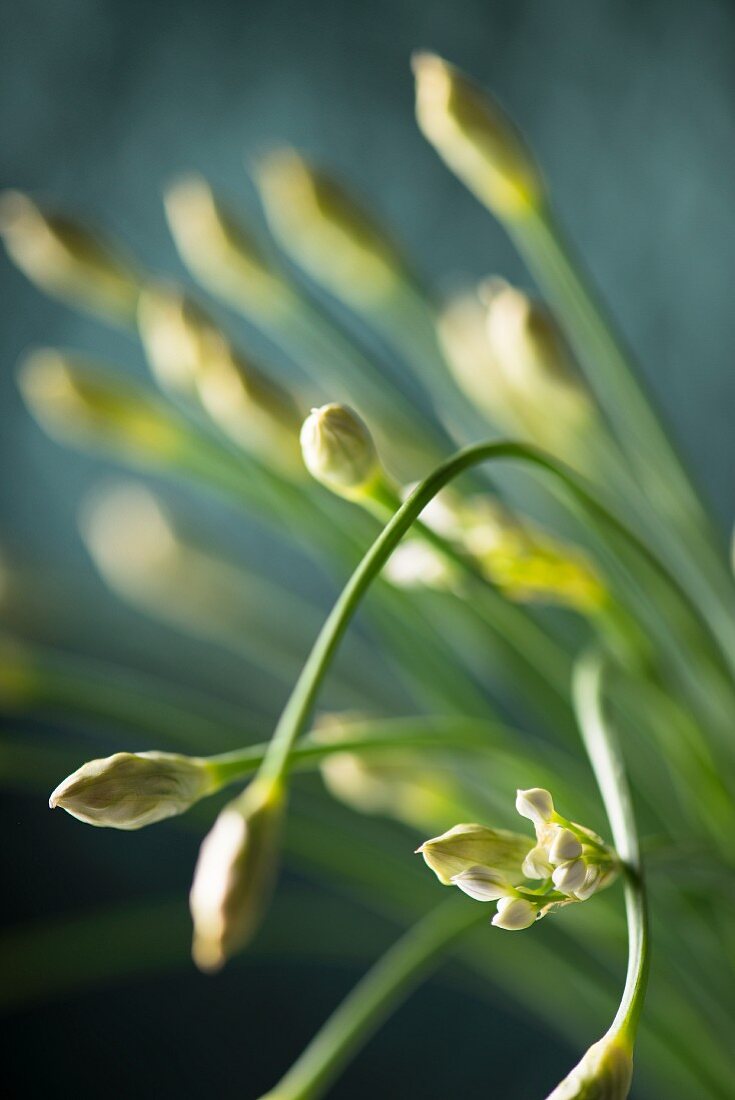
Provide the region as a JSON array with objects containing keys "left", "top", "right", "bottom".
[
  {"left": 0, "top": 190, "right": 140, "bottom": 323},
  {"left": 300, "top": 403, "right": 380, "bottom": 499},
  {"left": 49, "top": 751, "right": 216, "bottom": 830},
  {"left": 545, "top": 1035, "right": 633, "bottom": 1100},
  {"left": 412, "top": 53, "right": 543, "bottom": 220},
  {"left": 190, "top": 776, "right": 285, "bottom": 972}
]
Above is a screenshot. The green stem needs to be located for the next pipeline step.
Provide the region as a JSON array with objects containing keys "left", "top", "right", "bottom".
[
  {"left": 510, "top": 205, "right": 735, "bottom": 645},
  {"left": 205, "top": 719, "right": 505, "bottom": 788},
  {"left": 572, "top": 651, "right": 649, "bottom": 1043},
  {"left": 258, "top": 899, "right": 483, "bottom": 1100},
  {"left": 257, "top": 439, "right": 733, "bottom": 787}
]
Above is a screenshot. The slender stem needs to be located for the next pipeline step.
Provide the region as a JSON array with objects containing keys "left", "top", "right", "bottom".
[
  {"left": 205, "top": 719, "right": 506, "bottom": 788},
  {"left": 257, "top": 439, "right": 734, "bottom": 787},
  {"left": 510, "top": 205, "right": 735, "bottom": 644},
  {"left": 258, "top": 899, "right": 483, "bottom": 1100},
  {"left": 572, "top": 651, "right": 649, "bottom": 1043}
]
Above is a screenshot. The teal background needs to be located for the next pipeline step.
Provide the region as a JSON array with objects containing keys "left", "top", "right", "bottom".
[{"left": 2, "top": 1, "right": 734, "bottom": 1096}]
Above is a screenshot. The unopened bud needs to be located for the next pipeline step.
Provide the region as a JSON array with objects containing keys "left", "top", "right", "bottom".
[
  {"left": 49, "top": 751, "right": 216, "bottom": 830},
  {"left": 300, "top": 403, "right": 380, "bottom": 498},
  {"left": 491, "top": 896, "right": 537, "bottom": 931},
  {"left": 18, "top": 350, "right": 184, "bottom": 465},
  {"left": 412, "top": 53, "right": 543, "bottom": 220},
  {"left": 548, "top": 827, "right": 584, "bottom": 865},
  {"left": 515, "top": 787, "right": 554, "bottom": 826},
  {"left": 138, "top": 285, "right": 303, "bottom": 472},
  {"left": 254, "top": 149, "right": 405, "bottom": 308},
  {"left": 552, "top": 858, "right": 588, "bottom": 896},
  {"left": 164, "top": 175, "right": 284, "bottom": 315},
  {"left": 451, "top": 866, "right": 510, "bottom": 902},
  {"left": 137, "top": 284, "right": 220, "bottom": 397},
  {"left": 417, "top": 823, "right": 529, "bottom": 885},
  {"left": 190, "top": 776, "right": 285, "bottom": 971},
  {"left": 546, "top": 1035, "right": 633, "bottom": 1100},
  {"left": 522, "top": 843, "right": 552, "bottom": 880},
  {"left": 0, "top": 190, "right": 140, "bottom": 322}
]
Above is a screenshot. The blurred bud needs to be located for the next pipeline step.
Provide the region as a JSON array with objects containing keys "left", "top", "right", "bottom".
[
  {"left": 49, "top": 750, "right": 216, "bottom": 830},
  {"left": 164, "top": 175, "right": 284, "bottom": 315},
  {"left": 382, "top": 539, "right": 454, "bottom": 591},
  {"left": 491, "top": 896, "right": 537, "bottom": 930},
  {"left": 319, "top": 748, "right": 462, "bottom": 833},
  {"left": 412, "top": 53, "right": 543, "bottom": 220},
  {"left": 485, "top": 282, "right": 590, "bottom": 421},
  {"left": 548, "top": 827, "right": 584, "bottom": 865},
  {"left": 254, "top": 149, "right": 405, "bottom": 308},
  {"left": 436, "top": 288, "right": 513, "bottom": 424},
  {"left": 515, "top": 787, "right": 554, "bottom": 826},
  {"left": 17, "top": 350, "right": 185, "bottom": 466},
  {"left": 417, "top": 823, "right": 529, "bottom": 885},
  {"left": 461, "top": 496, "right": 607, "bottom": 613},
  {"left": 300, "top": 403, "right": 380, "bottom": 498},
  {"left": 451, "top": 866, "right": 511, "bottom": 902},
  {"left": 137, "top": 284, "right": 219, "bottom": 397},
  {"left": 190, "top": 776, "right": 285, "bottom": 971},
  {"left": 546, "top": 1035, "right": 633, "bottom": 1100},
  {"left": 138, "top": 285, "right": 303, "bottom": 473},
  {"left": 0, "top": 191, "right": 140, "bottom": 322}
]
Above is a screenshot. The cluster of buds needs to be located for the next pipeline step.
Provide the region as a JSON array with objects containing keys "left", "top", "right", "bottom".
[{"left": 418, "top": 787, "right": 618, "bottom": 930}]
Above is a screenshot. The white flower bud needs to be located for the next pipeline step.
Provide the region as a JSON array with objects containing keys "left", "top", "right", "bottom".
[
  {"left": 491, "top": 896, "right": 537, "bottom": 931},
  {"left": 552, "top": 859, "right": 588, "bottom": 896},
  {"left": 574, "top": 865, "right": 603, "bottom": 902},
  {"left": 515, "top": 787, "right": 554, "bottom": 826},
  {"left": 49, "top": 751, "right": 215, "bottom": 830},
  {"left": 522, "top": 843, "right": 552, "bottom": 880},
  {"left": 190, "top": 776, "right": 285, "bottom": 972},
  {"left": 254, "top": 149, "right": 405, "bottom": 309},
  {"left": 545, "top": 1035, "right": 633, "bottom": 1100},
  {"left": 548, "top": 827, "right": 583, "bottom": 865},
  {"left": 451, "top": 866, "right": 511, "bottom": 902},
  {"left": 417, "top": 823, "right": 529, "bottom": 885},
  {"left": 300, "top": 403, "right": 380, "bottom": 498},
  {"left": 0, "top": 191, "right": 141, "bottom": 323},
  {"left": 412, "top": 53, "right": 543, "bottom": 220}
]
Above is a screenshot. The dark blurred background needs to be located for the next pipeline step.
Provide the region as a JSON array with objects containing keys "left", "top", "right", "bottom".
[{"left": 2, "top": 0, "right": 734, "bottom": 1096}]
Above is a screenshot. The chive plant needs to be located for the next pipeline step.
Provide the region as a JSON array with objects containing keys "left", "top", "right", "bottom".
[{"left": 2, "top": 52, "right": 733, "bottom": 1100}]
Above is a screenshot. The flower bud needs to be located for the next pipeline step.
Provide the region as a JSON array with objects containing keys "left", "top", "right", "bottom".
[
  {"left": 515, "top": 787, "right": 554, "bottom": 826},
  {"left": 574, "top": 865, "right": 603, "bottom": 903},
  {"left": 417, "top": 823, "right": 529, "bottom": 885},
  {"left": 254, "top": 149, "right": 406, "bottom": 309},
  {"left": 190, "top": 776, "right": 285, "bottom": 972},
  {"left": 412, "top": 53, "right": 543, "bottom": 220},
  {"left": 548, "top": 827, "right": 584, "bottom": 865},
  {"left": 451, "top": 866, "right": 510, "bottom": 902},
  {"left": 300, "top": 403, "right": 380, "bottom": 498},
  {"left": 138, "top": 285, "right": 303, "bottom": 473},
  {"left": 382, "top": 539, "right": 454, "bottom": 591},
  {"left": 522, "top": 843, "right": 552, "bottom": 880},
  {"left": 491, "top": 896, "right": 537, "bottom": 931},
  {"left": 552, "top": 859, "right": 588, "bottom": 897},
  {"left": 17, "top": 350, "right": 185, "bottom": 466},
  {"left": 137, "top": 284, "right": 219, "bottom": 397},
  {"left": 0, "top": 190, "right": 140, "bottom": 322},
  {"left": 164, "top": 175, "right": 284, "bottom": 315},
  {"left": 545, "top": 1035, "right": 633, "bottom": 1100},
  {"left": 49, "top": 751, "right": 216, "bottom": 830}
]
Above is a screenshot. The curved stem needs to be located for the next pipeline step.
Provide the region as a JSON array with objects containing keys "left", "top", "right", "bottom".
[
  {"left": 257, "top": 439, "right": 732, "bottom": 786},
  {"left": 572, "top": 651, "right": 649, "bottom": 1043}
]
